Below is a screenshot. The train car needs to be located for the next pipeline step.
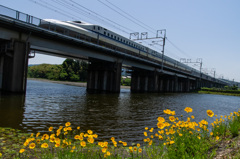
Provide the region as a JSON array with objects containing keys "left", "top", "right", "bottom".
[{"left": 40, "top": 19, "right": 201, "bottom": 78}]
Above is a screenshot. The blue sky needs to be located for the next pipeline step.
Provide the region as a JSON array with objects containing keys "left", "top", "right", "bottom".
[{"left": 1, "top": 0, "right": 240, "bottom": 81}]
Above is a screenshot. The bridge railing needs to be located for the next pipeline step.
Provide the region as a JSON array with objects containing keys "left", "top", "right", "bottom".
[{"left": 0, "top": 5, "right": 41, "bottom": 26}]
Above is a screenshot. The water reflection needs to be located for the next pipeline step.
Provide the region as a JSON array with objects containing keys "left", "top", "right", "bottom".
[
  {"left": 0, "top": 80, "right": 240, "bottom": 143},
  {"left": 0, "top": 92, "right": 25, "bottom": 129}
]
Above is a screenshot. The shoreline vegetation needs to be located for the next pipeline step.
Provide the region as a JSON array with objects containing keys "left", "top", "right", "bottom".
[
  {"left": 199, "top": 87, "right": 240, "bottom": 96},
  {"left": 28, "top": 78, "right": 131, "bottom": 89},
  {"left": 0, "top": 108, "right": 240, "bottom": 158}
]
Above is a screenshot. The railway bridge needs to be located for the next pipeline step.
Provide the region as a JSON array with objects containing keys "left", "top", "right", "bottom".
[{"left": 0, "top": 5, "right": 226, "bottom": 93}]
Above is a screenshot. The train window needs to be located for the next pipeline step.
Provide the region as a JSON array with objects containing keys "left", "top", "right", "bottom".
[
  {"left": 104, "top": 32, "right": 106, "bottom": 35},
  {"left": 111, "top": 35, "right": 113, "bottom": 38},
  {"left": 93, "top": 26, "right": 95, "bottom": 30},
  {"left": 114, "top": 36, "right": 116, "bottom": 39},
  {"left": 117, "top": 37, "right": 119, "bottom": 40},
  {"left": 98, "top": 26, "right": 100, "bottom": 30},
  {"left": 123, "top": 40, "right": 125, "bottom": 43},
  {"left": 107, "top": 33, "right": 110, "bottom": 36}
]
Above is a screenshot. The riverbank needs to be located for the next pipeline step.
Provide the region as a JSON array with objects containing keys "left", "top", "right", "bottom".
[
  {"left": 199, "top": 90, "right": 240, "bottom": 96},
  {"left": 198, "top": 87, "right": 240, "bottom": 97},
  {"left": 28, "top": 78, "right": 130, "bottom": 89},
  {"left": 0, "top": 109, "right": 239, "bottom": 158}
]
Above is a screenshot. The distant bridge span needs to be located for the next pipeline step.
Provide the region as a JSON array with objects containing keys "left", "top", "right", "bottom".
[{"left": 0, "top": 5, "right": 226, "bottom": 93}]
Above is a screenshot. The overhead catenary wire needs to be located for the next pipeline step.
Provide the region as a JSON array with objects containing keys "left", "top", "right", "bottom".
[
  {"left": 166, "top": 38, "right": 192, "bottom": 58},
  {"left": 97, "top": 0, "right": 156, "bottom": 35},
  {"left": 58, "top": 0, "right": 135, "bottom": 34},
  {"left": 104, "top": 0, "right": 157, "bottom": 33},
  {"left": 28, "top": 0, "right": 76, "bottom": 20},
  {"left": 50, "top": 0, "right": 132, "bottom": 34}
]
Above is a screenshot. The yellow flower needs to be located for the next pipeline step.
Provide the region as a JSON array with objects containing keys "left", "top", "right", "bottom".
[
  {"left": 88, "top": 138, "right": 94, "bottom": 143},
  {"left": 19, "top": 149, "right": 25, "bottom": 153},
  {"left": 65, "top": 122, "right": 71, "bottom": 127},
  {"left": 201, "top": 119, "right": 208, "bottom": 125},
  {"left": 149, "top": 140, "right": 152, "bottom": 145},
  {"left": 87, "top": 130, "right": 93, "bottom": 135},
  {"left": 129, "top": 146, "right": 133, "bottom": 150},
  {"left": 93, "top": 134, "right": 98, "bottom": 138},
  {"left": 0, "top": 153, "right": 2, "bottom": 157},
  {"left": 55, "top": 138, "right": 60, "bottom": 144},
  {"left": 77, "top": 126, "right": 80, "bottom": 130},
  {"left": 23, "top": 141, "right": 29, "bottom": 147},
  {"left": 207, "top": 110, "right": 214, "bottom": 117},
  {"left": 50, "top": 138, "right": 55, "bottom": 143},
  {"left": 80, "top": 141, "right": 86, "bottom": 147},
  {"left": 137, "top": 143, "right": 140, "bottom": 147},
  {"left": 198, "top": 136, "right": 201, "bottom": 139},
  {"left": 179, "top": 133, "right": 183, "bottom": 136},
  {"left": 55, "top": 143, "right": 60, "bottom": 147},
  {"left": 139, "top": 148, "right": 142, "bottom": 153},
  {"left": 210, "top": 132, "right": 213, "bottom": 136},
  {"left": 133, "top": 147, "right": 137, "bottom": 151},
  {"left": 157, "top": 117, "right": 165, "bottom": 123},
  {"left": 29, "top": 143, "right": 36, "bottom": 149},
  {"left": 170, "top": 140, "right": 174, "bottom": 144},
  {"left": 157, "top": 122, "right": 165, "bottom": 129},
  {"left": 67, "top": 127, "right": 72, "bottom": 131},
  {"left": 107, "top": 151, "right": 111, "bottom": 156},
  {"left": 149, "top": 128, "right": 154, "bottom": 132},
  {"left": 36, "top": 132, "right": 40, "bottom": 137},
  {"left": 79, "top": 136, "right": 83, "bottom": 141},
  {"left": 191, "top": 115, "right": 195, "bottom": 119},
  {"left": 159, "top": 135, "right": 163, "bottom": 140},
  {"left": 123, "top": 142, "right": 127, "bottom": 146},
  {"left": 145, "top": 127, "right": 148, "bottom": 130},
  {"left": 74, "top": 135, "right": 80, "bottom": 140},
  {"left": 102, "top": 148, "right": 107, "bottom": 153},
  {"left": 42, "top": 134, "right": 49, "bottom": 140},
  {"left": 169, "top": 116, "right": 175, "bottom": 122},
  {"left": 216, "top": 136, "right": 219, "bottom": 140},
  {"left": 184, "top": 107, "right": 193, "bottom": 113},
  {"left": 144, "top": 132, "right": 148, "bottom": 136},
  {"left": 41, "top": 143, "right": 49, "bottom": 148},
  {"left": 49, "top": 127, "right": 53, "bottom": 132}
]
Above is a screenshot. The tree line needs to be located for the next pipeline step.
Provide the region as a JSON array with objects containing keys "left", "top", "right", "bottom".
[{"left": 28, "top": 59, "right": 88, "bottom": 82}]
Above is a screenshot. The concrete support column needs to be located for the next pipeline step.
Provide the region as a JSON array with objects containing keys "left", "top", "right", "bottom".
[
  {"left": 87, "top": 58, "right": 122, "bottom": 93},
  {"left": 186, "top": 78, "right": 190, "bottom": 92},
  {"left": 131, "top": 68, "right": 159, "bottom": 93},
  {"left": 174, "top": 76, "right": 178, "bottom": 92},
  {"left": 1, "top": 41, "right": 29, "bottom": 93},
  {"left": 0, "top": 54, "right": 4, "bottom": 89}
]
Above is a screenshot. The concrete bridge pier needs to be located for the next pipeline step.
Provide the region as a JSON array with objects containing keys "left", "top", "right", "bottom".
[
  {"left": 131, "top": 68, "right": 159, "bottom": 93},
  {"left": 87, "top": 58, "right": 122, "bottom": 93},
  {"left": 0, "top": 40, "right": 29, "bottom": 93},
  {"left": 174, "top": 76, "right": 179, "bottom": 92}
]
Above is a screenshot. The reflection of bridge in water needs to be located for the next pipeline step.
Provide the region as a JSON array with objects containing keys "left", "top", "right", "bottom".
[{"left": 0, "top": 5, "right": 227, "bottom": 94}]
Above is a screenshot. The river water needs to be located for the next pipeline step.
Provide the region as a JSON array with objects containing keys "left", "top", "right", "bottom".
[{"left": 0, "top": 80, "right": 240, "bottom": 143}]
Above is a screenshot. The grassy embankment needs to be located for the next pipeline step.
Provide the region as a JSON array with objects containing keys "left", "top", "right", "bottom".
[
  {"left": 199, "top": 87, "right": 240, "bottom": 96},
  {"left": 0, "top": 108, "right": 240, "bottom": 159}
]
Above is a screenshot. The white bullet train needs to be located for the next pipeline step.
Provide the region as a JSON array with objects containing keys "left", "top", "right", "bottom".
[{"left": 39, "top": 19, "right": 203, "bottom": 78}]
